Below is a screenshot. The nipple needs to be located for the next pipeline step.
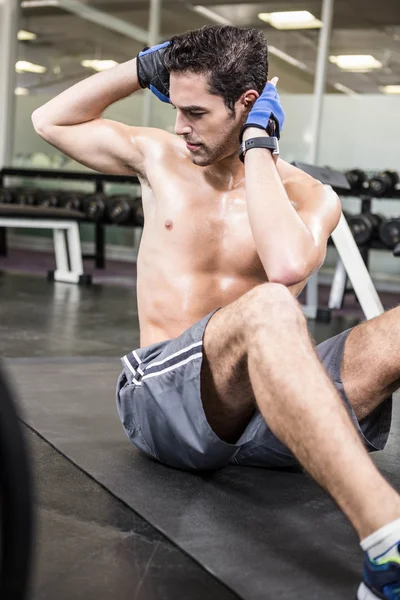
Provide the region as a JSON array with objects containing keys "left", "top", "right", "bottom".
[{"left": 165, "top": 220, "right": 173, "bottom": 229}]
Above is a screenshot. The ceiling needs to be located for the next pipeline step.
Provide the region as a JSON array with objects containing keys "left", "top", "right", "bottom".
[{"left": 16, "top": 0, "right": 400, "bottom": 95}]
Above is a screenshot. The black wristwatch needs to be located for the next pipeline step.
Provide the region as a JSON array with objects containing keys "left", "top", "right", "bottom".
[{"left": 239, "top": 136, "right": 280, "bottom": 163}]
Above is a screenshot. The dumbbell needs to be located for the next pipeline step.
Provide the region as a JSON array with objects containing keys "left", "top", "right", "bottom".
[
  {"left": 0, "top": 188, "right": 15, "bottom": 204},
  {"left": 346, "top": 213, "right": 385, "bottom": 246},
  {"left": 83, "top": 193, "right": 108, "bottom": 222},
  {"left": 107, "top": 195, "right": 144, "bottom": 226},
  {"left": 14, "top": 189, "right": 37, "bottom": 206},
  {"left": 368, "top": 170, "right": 399, "bottom": 197},
  {"left": 36, "top": 191, "right": 59, "bottom": 208},
  {"left": 379, "top": 218, "right": 400, "bottom": 251},
  {"left": 345, "top": 169, "right": 368, "bottom": 193},
  {"left": 133, "top": 197, "right": 144, "bottom": 227},
  {"left": 58, "top": 192, "right": 84, "bottom": 212}
]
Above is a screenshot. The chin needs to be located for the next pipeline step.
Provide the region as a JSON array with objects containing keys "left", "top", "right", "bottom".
[{"left": 191, "top": 155, "right": 213, "bottom": 167}]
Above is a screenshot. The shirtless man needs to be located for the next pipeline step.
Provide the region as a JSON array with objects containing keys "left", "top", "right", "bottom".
[{"left": 32, "top": 24, "right": 400, "bottom": 600}]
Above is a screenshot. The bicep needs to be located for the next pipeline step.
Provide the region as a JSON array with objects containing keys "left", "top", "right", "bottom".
[{"left": 33, "top": 118, "right": 145, "bottom": 176}]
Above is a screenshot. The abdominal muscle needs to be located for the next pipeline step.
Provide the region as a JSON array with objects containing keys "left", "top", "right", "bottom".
[{"left": 136, "top": 233, "right": 308, "bottom": 348}]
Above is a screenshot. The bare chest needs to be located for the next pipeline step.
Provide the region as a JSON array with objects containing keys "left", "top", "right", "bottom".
[{"left": 140, "top": 179, "right": 265, "bottom": 277}]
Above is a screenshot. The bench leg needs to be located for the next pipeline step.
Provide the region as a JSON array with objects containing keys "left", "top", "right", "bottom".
[
  {"left": 331, "top": 213, "right": 384, "bottom": 319},
  {"left": 53, "top": 228, "right": 81, "bottom": 284},
  {"left": 328, "top": 258, "right": 347, "bottom": 310},
  {"left": 66, "top": 223, "right": 84, "bottom": 276}
]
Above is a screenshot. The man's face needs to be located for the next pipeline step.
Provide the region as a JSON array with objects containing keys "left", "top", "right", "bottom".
[{"left": 170, "top": 72, "right": 244, "bottom": 166}]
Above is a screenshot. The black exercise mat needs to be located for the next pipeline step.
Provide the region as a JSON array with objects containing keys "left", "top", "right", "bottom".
[{"left": 6, "top": 358, "right": 400, "bottom": 600}]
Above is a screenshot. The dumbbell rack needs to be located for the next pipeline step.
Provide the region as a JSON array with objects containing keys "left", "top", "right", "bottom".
[
  {"left": 0, "top": 167, "right": 140, "bottom": 277},
  {"left": 329, "top": 193, "right": 400, "bottom": 311}
]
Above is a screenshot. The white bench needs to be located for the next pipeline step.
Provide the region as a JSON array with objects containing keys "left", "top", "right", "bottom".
[{"left": 0, "top": 217, "right": 85, "bottom": 284}]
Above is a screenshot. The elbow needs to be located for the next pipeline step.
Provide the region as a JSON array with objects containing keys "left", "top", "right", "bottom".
[
  {"left": 267, "top": 268, "right": 307, "bottom": 287},
  {"left": 31, "top": 110, "right": 51, "bottom": 136},
  {"left": 266, "top": 252, "right": 321, "bottom": 287}
]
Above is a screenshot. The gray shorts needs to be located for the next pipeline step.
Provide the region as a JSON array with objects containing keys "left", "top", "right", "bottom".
[{"left": 116, "top": 309, "right": 392, "bottom": 471}]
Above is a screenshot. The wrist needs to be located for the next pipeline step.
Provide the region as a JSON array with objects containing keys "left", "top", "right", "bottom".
[{"left": 242, "top": 127, "right": 270, "bottom": 142}]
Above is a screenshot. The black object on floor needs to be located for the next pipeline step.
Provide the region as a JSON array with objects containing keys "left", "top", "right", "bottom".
[
  {"left": 0, "top": 362, "right": 34, "bottom": 600},
  {"left": 7, "top": 358, "right": 400, "bottom": 600}
]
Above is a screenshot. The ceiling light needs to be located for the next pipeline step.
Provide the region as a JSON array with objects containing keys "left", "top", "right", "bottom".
[
  {"left": 81, "top": 59, "right": 119, "bottom": 72},
  {"left": 15, "top": 87, "right": 30, "bottom": 95},
  {"left": 258, "top": 11, "right": 322, "bottom": 30},
  {"left": 18, "top": 30, "right": 37, "bottom": 41},
  {"left": 15, "top": 61, "right": 47, "bottom": 74},
  {"left": 380, "top": 85, "right": 400, "bottom": 94},
  {"left": 20, "top": 0, "right": 58, "bottom": 6},
  {"left": 329, "top": 55, "right": 382, "bottom": 71},
  {"left": 333, "top": 82, "right": 358, "bottom": 96}
]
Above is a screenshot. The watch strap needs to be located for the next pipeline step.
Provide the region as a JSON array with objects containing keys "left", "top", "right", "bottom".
[{"left": 239, "top": 136, "right": 279, "bottom": 163}]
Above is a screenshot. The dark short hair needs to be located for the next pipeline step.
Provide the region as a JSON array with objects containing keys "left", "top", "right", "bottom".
[{"left": 163, "top": 25, "right": 268, "bottom": 112}]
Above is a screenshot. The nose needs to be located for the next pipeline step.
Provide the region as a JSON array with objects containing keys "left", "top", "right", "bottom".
[{"left": 174, "top": 111, "right": 192, "bottom": 136}]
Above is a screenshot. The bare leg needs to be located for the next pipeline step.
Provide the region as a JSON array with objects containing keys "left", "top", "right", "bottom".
[
  {"left": 342, "top": 305, "right": 400, "bottom": 420},
  {"left": 202, "top": 283, "right": 400, "bottom": 539}
]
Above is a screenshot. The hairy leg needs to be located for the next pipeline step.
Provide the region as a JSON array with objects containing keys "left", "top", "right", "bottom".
[
  {"left": 341, "top": 305, "right": 400, "bottom": 420},
  {"left": 201, "top": 283, "right": 400, "bottom": 539}
]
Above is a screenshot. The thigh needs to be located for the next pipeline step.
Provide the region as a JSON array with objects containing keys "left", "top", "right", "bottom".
[
  {"left": 201, "top": 283, "right": 295, "bottom": 443},
  {"left": 201, "top": 299, "right": 254, "bottom": 443}
]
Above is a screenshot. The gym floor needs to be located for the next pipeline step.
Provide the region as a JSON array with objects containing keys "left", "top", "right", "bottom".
[{"left": 1, "top": 257, "right": 399, "bottom": 600}]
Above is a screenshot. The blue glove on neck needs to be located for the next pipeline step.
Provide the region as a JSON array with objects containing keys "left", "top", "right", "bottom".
[
  {"left": 137, "top": 41, "right": 171, "bottom": 104},
  {"left": 240, "top": 82, "right": 285, "bottom": 142}
]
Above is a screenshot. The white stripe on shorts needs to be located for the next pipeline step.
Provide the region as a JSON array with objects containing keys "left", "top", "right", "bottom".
[
  {"left": 145, "top": 340, "right": 203, "bottom": 370},
  {"left": 142, "top": 352, "right": 203, "bottom": 381}
]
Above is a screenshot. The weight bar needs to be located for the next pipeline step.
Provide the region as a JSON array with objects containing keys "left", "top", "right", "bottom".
[
  {"left": 133, "top": 197, "right": 144, "bottom": 227},
  {"left": 58, "top": 192, "right": 84, "bottom": 212},
  {"left": 107, "top": 195, "right": 144, "bottom": 226},
  {"left": 14, "top": 189, "right": 37, "bottom": 206},
  {"left": 36, "top": 191, "right": 59, "bottom": 208},
  {"left": 346, "top": 213, "right": 385, "bottom": 246},
  {"left": 344, "top": 169, "right": 367, "bottom": 193},
  {"left": 0, "top": 364, "right": 34, "bottom": 600},
  {"left": 379, "top": 218, "right": 400, "bottom": 250},
  {"left": 83, "top": 193, "right": 108, "bottom": 222},
  {"left": 368, "top": 170, "right": 400, "bottom": 197},
  {"left": 0, "top": 188, "right": 15, "bottom": 204}
]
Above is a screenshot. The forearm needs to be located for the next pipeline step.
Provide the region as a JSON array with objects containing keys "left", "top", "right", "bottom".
[
  {"left": 243, "top": 128, "right": 318, "bottom": 284},
  {"left": 32, "top": 58, "right": 141, "bottom": 128}
]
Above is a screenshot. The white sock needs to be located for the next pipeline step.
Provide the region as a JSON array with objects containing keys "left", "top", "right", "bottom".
[{"left": 361, "top": 518, "right": 400, "bottom": 564}]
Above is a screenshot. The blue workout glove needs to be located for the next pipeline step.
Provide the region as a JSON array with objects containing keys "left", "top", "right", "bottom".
[
  {"left": 240, "top": 82, "right": 285, "bottom": 142},
  {"left": 136, "top": 41, "right": 171, "bottom": 103}
]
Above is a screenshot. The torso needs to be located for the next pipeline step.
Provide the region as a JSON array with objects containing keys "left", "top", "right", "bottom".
[{"left": 137, "top": 135, "right": 308, "bottom": 347}]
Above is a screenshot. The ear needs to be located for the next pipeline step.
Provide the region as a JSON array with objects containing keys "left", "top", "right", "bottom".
[{"left": 240, "top": 90, "right": 259, "bottom": 114}]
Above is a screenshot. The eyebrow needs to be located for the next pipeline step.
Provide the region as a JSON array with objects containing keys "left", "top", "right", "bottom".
[{"left": 171, "top": 104, "right": 208, "bottom": 111}]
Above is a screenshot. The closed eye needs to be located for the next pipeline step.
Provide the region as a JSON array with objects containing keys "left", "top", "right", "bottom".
[{"left": 170, "top": 104, "right": 205, "bottom": 117}]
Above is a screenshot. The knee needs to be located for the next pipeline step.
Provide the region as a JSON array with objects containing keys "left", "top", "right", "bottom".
[{"left": 244, "top": 283, "right": 305, "bottom": 331}]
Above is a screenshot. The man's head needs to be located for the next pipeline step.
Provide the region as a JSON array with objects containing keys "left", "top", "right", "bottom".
[{"left": 163, "top": 25, "right": 269, "bottom": 166}]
